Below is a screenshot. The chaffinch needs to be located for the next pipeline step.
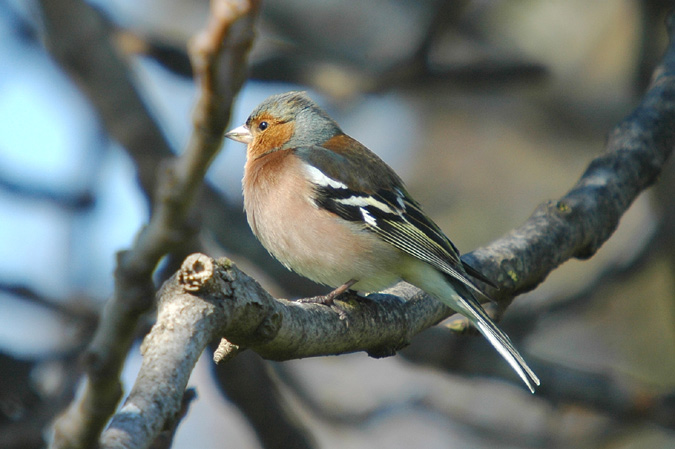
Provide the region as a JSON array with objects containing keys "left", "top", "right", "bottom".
[{"left": 225, "top": 91, "right": 540, "bottom": 393}]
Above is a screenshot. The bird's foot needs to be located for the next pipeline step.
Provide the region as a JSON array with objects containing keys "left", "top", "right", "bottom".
[{"left": 298, "top": 279, "right": 358, "bottom": 320}]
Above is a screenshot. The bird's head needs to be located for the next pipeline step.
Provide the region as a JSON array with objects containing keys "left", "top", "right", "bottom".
[{"left": 225, "top": 91, "right": 342, "bottom": 159}]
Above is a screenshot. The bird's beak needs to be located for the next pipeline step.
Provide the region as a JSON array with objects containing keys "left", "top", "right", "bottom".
[{"left": 225, "top": 124, "right": 253, "bottom": 144}]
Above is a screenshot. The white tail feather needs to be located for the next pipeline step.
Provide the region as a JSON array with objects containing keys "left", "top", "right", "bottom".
[{"left": 474, "top": 319, "right": 540, "bottom": 393}]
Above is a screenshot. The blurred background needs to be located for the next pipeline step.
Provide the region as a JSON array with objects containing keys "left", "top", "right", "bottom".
[{"left": 1, "top": 0, "right": 674, "bottom": 448}]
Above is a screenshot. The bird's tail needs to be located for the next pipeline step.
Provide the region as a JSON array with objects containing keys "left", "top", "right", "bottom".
[
  {"left": 401, "top": 262, "right": 539, "bottom": 392},
  {"left": 471, "top": 308, "right": 540, "bottom": 393},
  {"left": 450, "top": 287, "right": 540, "bottom": 393}
]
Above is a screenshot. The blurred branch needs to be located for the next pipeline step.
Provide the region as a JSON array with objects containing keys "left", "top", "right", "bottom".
[
  {"left": 653, "top": 136, "right": 675, "bottom": 275},
  {"left": 0, "top": 350, "right": 85, "bottom": 449},
  {"left": 0, "top": 173, "right": 95, "bottom": 211},
  {"left": 46, "top": 1, "right": 259, "bottom": 448},
  {"left": 271, "top": 360, "right": 417, "bottom": 426},
  {"left": 635, "top": 0, "right": 670, "bottom": 93},
  {"left": 403, "top": 326, "right": 675, "bottom": 430},
  {"left": 248, "top": 49, "right": 547, "bottom": 100},
  {"left": 115, "top": 0, "right": 546, "bottom": 101},
  {"left": 37, "top": 0, "right": 172, "bottom": 198},
  {"left": 0, "top": 283, "right": 98, "bottom": 326},
  {"left": 212, "top": 350, "right": 316, "bottom": 449}
]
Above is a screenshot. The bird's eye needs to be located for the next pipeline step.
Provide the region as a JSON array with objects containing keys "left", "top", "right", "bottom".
[{"left": 258, "top": 121, "right": 268, "bottom": 131}]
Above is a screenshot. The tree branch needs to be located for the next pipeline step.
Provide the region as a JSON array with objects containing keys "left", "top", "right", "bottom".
[
  {"left": 99, "top": 254, "right": 438, "bottom": 448},
  {"left": 47, "top": 1, "right": 259, "bottom": 448}
]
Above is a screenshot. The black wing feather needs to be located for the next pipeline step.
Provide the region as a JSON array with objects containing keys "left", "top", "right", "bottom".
[{"left": 313, "top": 182, "right": 492, "bottom": 296}]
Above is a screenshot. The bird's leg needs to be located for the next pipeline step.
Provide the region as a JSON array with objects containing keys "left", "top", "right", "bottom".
[
  {"left": 325, "top": 279, "right": 358, "bottom": 301},
  {"left": 298, "top": 279, "right": 358, "bottom": 306}
]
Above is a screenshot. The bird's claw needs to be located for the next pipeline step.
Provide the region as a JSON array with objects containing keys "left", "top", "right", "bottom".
[{"left": 297, "top": 290, "right": 359, "bottom": 322}]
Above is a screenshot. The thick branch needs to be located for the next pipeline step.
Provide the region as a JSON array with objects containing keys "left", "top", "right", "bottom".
[{"left": 99, "top": 254, "right": 446, "bottom": 448}]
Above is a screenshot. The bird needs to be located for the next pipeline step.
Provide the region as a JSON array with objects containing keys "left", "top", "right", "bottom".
[{"left": 225, "top": 91, "right": 540, "bottom": 393}]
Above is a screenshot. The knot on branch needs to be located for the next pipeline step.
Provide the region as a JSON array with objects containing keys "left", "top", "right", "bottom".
[
  {"left": 213, "top": 338, "right": 240, "bottom": 364},
  {"left": 179, "top": 253, "right": 215, "bottom": 292},
  {"left": 251, "top": 310, "right": 282, "bottom": 342}
]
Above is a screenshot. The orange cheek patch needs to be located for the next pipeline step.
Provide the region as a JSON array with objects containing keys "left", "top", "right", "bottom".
[{"left": 248, "top": 121, "right": 295, "bottom": 159}]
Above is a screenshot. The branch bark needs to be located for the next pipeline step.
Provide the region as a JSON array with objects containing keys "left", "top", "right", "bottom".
[{"left": 99, "top": 254, "right": 437, "bottom": 448}]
